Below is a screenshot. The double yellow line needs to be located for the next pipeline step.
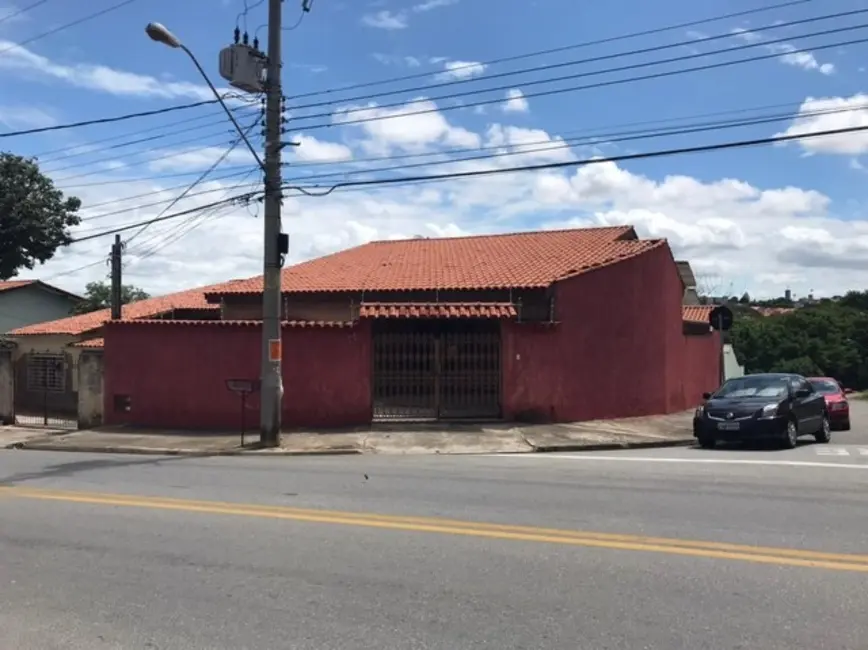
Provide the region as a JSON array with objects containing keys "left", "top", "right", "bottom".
[{"left": 3, "top": 485, "right": 868, "bottom": 573}]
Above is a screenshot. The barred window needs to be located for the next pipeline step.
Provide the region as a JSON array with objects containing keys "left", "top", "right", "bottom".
[{"left": 26, "top": 355, "right": 66, "bottom": 392}]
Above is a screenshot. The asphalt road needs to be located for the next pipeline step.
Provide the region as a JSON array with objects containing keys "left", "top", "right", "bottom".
[{"left": 1, "top": 404, "right": 866, "bottom": 649}]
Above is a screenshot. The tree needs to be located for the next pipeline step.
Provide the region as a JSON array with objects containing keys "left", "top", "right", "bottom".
[
  {"left": 730, "top": 294, "right": 868, "bottom": 390},
  {"left": 72, "top": 281, "right": 150, "bottom": 315},
  {"left": 0, "top": 153, "right": 81, "bottom": 280},
  {"left": 739, "top": 292, "right": 751, "bottom": 304}
]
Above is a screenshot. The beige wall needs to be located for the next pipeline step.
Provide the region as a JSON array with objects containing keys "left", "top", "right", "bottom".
[
  {"left": 77, "top": 350, "right": 104, "bottom": 429},
  {"left": 10, "top": 334, "right": 86, "bottom": 392}
]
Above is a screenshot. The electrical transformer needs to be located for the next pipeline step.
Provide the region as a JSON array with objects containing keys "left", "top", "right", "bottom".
[{"left": 219, "top": 44, "right": 265, "bottom": 94}]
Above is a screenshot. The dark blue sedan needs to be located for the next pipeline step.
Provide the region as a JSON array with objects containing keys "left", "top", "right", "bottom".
[{"left": 693, "top": 373, "right": 830, "bottom": 449}]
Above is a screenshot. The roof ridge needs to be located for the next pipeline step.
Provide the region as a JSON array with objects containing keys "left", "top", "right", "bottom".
[{"left": 364, "top": 224, "right": 634, "bottom": 245}]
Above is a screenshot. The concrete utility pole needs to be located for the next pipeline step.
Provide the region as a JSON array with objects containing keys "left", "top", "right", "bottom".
[
  {"left": 144, "top": 6, "right": 285, "bottom": 447},
  {"left": 259, "top": 0, "right": 284, "bottom": 447},
  {"left": 110, "top": 234, "right": 123, "bottom": 320}
]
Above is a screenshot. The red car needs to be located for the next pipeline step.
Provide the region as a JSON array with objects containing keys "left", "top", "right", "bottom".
[{"left": 807, "top": 377, "right": 851, "bottom": 430}]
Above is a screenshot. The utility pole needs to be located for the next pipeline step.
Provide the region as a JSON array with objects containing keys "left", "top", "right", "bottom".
[
  {"left": 110, "top": 234, "right": 123, "bottom": 320},
  {"left": 260, "top": 0, "right": 284, "bottom": 447}
]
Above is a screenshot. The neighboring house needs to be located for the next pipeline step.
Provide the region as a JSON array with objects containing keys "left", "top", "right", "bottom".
[
  {"left": 96, "top": 226, "right": 722, "bottom": 430},
  {"left": 676, "top": 261, "right": 701, "bottom": 306},
  {"left": 0, "top": 280, "right": 82, "bottom": 334},
  {"left": 5, "top": 284, "right": 228, "bottom": 425}
]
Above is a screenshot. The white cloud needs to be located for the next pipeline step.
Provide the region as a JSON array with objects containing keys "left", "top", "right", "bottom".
[
  {"left": 0, "top": 39, "right": 218, "bottom": 101},
  {"left": 0, "top": 105, "right": 56, "bottom": 130},
  {"left": 502, "top": 88, "right": 529, "bottom": 113},
  {"left": 776, "top": 94, "right": 868, "bottom": 155},
  {"left": 146, "top": 146, "right": 256, "bottom": 173},
  {"left": 333, "top": 98, "right": 481, "bottom": 153},
  {"left": 362, "top": 10, "right": 407, "bottom": 30},
  {"left": 730, "top": 28, "right": 835, "bottom": 75},
  {"left": 20, "top": 94, "right": 868, "bottom": 302},
  {"left": 292, "top": 134, "right": 353, "bottom": 163},
  {"left": 413, "top": 0, "right": 458, "bottom": 11},
  {"left": 435, "top": 60, "right": 486, "bottom": 81}
]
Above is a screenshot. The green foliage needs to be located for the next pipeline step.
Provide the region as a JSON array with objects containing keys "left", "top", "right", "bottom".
[
  {"left": 730, "top": 293, "right": 868, "bottom": 389},
  {"left": 72, "top": 281, "right": 150, "bottom": 315},
  {"left": 0, "top": 153, "right": 82, "bottom": 280}
]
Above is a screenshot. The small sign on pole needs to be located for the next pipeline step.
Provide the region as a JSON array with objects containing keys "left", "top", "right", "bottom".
[
  {"left": 225, "top": 379, "right": 261, "bottom": 446},
  {"left": 268, "top": 338, "right": 281, "bottom": 363}
]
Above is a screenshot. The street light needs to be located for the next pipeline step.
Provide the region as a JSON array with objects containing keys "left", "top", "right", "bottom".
[{"left": 144, "top": 22, "right": 265, "bottom": 171}]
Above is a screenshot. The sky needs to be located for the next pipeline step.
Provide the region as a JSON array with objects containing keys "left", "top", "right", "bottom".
[{"left": 1, "top": 0, "right": 867, "bottom": 300}]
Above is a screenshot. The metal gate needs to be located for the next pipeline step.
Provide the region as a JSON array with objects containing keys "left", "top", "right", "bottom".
[
  {"left": 372, "top": 320, "right": 501, "bottom": 421},
  {"left": 14, "top": 352, "right": 79, "bottom": 429}
]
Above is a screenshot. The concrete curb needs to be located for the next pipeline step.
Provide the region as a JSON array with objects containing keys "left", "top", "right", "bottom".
[
  {"left": 5, "top": 443, "right": 363, "bottom": 456},
  {"left": 531, "top": 438, "right": 695, "bottom": 453},
  {"left": 6, "top": 437, "right": 695, "bottom": 456}
]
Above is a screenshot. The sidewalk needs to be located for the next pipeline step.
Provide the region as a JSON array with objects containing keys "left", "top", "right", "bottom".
[{"left": 2, "top": 410, "right": 696, "bottom": 456}]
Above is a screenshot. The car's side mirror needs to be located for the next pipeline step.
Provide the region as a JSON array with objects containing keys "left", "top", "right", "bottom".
[
  {"left": 796, "top": 387, "right": 811, "bottom": 398},
  {"left": 702, "top": 392, "right": 712, "bottom": 400},
  {"left": 844, "top": 387, "right": 854, "bottom": 394}
]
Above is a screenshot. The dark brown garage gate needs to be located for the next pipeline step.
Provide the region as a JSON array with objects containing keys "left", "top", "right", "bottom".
[{"left": 372, "top": 319, "right": 502, "bottom": 421}]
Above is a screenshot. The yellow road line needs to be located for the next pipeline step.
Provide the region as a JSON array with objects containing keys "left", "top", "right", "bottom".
[{"left": 3, "top": 486, "right": 867, "bottom": 572}]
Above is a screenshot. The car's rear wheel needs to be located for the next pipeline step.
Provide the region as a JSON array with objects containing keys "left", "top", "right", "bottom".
[
  {"left": 814, "top": 413, "right": 831, "bottom": 443},
  {"left": 781, "top": 419, "right": 799, "bottom": 449},
  {"left": 697, "top": 435, "right": 716, "bottom": 449}
]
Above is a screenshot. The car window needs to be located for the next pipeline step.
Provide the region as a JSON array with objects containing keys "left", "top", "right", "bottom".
[
  {"left": 808, "top": 379, "right": 841, "bottom": 395},
  {"left": 715, "top": 377, "right": 789, "bottom": 399}
]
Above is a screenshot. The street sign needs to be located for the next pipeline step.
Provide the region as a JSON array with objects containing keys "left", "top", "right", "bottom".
[
  {"left": 709, "top": 305, "right": 734, "bottom": 331},
  {"left": 225, "top": 379, "right": 260, "bottom": 394},
  {"left": 225, "top": 379, "right": 261, "bottom": 446}
]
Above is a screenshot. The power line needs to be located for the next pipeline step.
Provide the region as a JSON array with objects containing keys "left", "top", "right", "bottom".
[
  {"left": 294, "top": 23, "right": 868, "bottom": 127},
  {"left": 71, "top": 100, "right": 867, "bottom": 225},
  {"left": 0, "top": 0, "right": 50, "bottom": 25},
  {"left": 125, "top": 114, "right": 262, "bottom": 245},
  {"left": 50, "top": 135, "right": 248, "bottom": 183},
  {"left": 80, "top": 169, "right": 259, "bottom": 212},
  {"left": 68, "top": 122, "right": 868, "bottom": 244},
  {"left": 280, "top": 104, "right": 868, "bottom": 187},
  {"left": 130, "top": 169, "right": 262, "bottom": 260},
  {"left": 287, "top": 8, "right": 863, "bottom": 113},
  {"left": 297, "top": 30, "right": 868, "bottom": 132},
  {"left": 0, "top": 0, "right": 143, "bottom": 57},
  {"left": 32, "top": 105, "right": 260, "bottom": 164},
  {"left": 41, "top": 123, "right": 250, "bottom": 175},
  {"left": 286, "top": 0, "right": 817, "bottom": 101},
  {"left": 58, "top": 166, "right": 255, "bottom": 190},
  {"left": 0, "top": 99, "right": 223, "bottom": 139}
]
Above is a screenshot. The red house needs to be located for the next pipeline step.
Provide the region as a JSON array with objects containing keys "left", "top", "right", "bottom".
[{"left": 101, "top": 226, "right": 720, "bottom": 430}]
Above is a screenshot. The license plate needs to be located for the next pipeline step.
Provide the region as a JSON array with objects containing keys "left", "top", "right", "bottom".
[{"left": 718, "top": 422, "right": 740, "bottom": 431}]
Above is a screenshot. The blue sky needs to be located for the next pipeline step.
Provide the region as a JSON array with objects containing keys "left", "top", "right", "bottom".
[{"left": 1, "top": 0, "right": 867, "bottom": 299}]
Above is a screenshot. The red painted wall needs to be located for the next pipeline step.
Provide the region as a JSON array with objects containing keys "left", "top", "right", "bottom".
[
  {"left": 103, "top": 322, "right": 371, "bottom": 430},
  {"left": 502, "top": 245, "right": 718, "bottom": 422}
]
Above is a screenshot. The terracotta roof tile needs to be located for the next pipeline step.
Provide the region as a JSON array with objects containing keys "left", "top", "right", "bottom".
[
  {"left": 0, "top": 280, "right": 35, "bottom": 293},
  {"left": 682, "top": 305, "right": 714, "bottom": 324},
  {"left": 105, "top": 319, "right": 355, "bottom": 328},
  {"left": 72, "top": 338, "right": 104, "bottom": 348},
  {"left": 206, "top": 226, "right": 656, "bottom": 296},
  {"left": 9, "top": 285, "right": 220, "bottom": 336},
  {"left": 360, "top": 302, "right": 517, "bottom": 319}
]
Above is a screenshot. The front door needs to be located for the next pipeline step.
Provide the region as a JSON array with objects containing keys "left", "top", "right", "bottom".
[{"left": 372, "top": 319, "right": 502, "bottom": 421}]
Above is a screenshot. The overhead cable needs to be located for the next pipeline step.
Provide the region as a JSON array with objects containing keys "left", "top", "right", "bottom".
[{"left": 67, "top": 122, "right": 868, "bottom": 244}]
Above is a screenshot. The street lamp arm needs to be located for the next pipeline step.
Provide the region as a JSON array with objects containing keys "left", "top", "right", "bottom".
[
  {"left": 179, "top": 44, "right": 266, "bottom": 172},
  {"left": 145, "top": 22, "right": 265, "bottom": 172}
]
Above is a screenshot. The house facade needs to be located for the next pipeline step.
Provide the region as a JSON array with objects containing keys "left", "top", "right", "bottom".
[
  {"left": 5, "top": 284, "right": 226, "bottom": 427},
  {"left": 96, "top": 226, "right": 721, "bottom": 430},
  {"left": 0, "top": 280, "right": 82, "bottom": 334}
]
